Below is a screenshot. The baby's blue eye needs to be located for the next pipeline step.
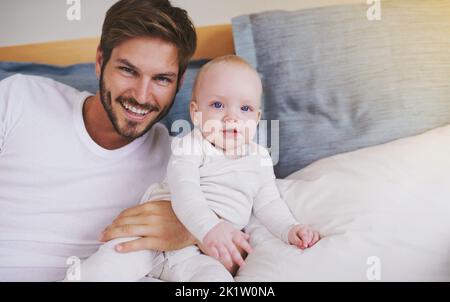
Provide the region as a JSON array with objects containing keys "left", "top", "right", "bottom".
[
  {"left": 241, "top": 105, "right": 251, "bottom": 112},
  {"left": 212, "top": 101, "right": 223, "bottom": 109}
]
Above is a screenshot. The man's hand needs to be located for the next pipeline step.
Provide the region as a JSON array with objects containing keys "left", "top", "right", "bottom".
[
  {"left": 100, "top": 200, "right": 196, "bottom": 253},
  {"left": 288, "top": 224, "right": 320, "bottom": 250},
  {"left": 202, "top": 221, "right": 253, "bottom": 269}
]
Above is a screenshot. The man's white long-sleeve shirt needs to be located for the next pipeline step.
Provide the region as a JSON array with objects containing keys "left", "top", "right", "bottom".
[{"left": 166, "top": 129, "right": 298, "bottom": 243}]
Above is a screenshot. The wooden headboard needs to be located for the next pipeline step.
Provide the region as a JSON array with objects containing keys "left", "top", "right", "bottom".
[{"left": 0, "top": 24, "right": 234, "bottom": 65}]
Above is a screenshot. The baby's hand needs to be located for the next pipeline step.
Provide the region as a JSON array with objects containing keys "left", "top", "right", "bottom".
[
  {"left": 288, "top": 224, "right": 320, "bottom": 250},
  {"left": 203, "top": 221, "right": 253, "bottom": 268}
]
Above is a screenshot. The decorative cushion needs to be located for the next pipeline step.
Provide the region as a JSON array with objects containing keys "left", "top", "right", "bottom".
[{"left": 232, "top": 0, "right": 450, "bottom": 178}]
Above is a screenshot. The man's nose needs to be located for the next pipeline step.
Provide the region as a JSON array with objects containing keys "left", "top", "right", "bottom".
[{"left": 135, "top": 78, "right": 152, "bottom": 104}]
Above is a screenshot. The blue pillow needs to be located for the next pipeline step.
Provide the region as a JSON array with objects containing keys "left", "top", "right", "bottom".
[
  {"left": 0, "top": 60, "right": 208, "bottom": 133},
  {"left": 0, "top": 61, "right": 98, "bottom": 93},
  {"left": 161, "top": 59, "right": 207, "bottom": 133},
  {"left": 233, "top": 0, "right": 450, "bottom": 178}
]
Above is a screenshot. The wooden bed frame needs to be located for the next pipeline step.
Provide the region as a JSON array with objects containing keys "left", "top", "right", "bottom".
[{"left": 0, "top": 24, "right": 234, "bottom": 65}]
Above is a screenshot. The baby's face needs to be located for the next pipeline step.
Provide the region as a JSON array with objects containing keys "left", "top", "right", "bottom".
[{"left": 191, "top": 63, "right": 262, "bottom": 152}]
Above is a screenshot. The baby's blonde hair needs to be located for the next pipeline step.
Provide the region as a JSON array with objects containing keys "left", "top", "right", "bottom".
[{"left": 191, "top": 55, "right": 260, "bottom": 101}]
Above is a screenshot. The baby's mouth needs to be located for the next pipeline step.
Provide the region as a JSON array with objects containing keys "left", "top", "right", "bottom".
[{"left": 221, "top": 129, "right": 240, "bottom": 137}]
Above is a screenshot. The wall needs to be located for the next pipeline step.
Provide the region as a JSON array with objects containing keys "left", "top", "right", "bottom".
[{"left": 0, "top": 0, "right": 364, "bottom": 47}]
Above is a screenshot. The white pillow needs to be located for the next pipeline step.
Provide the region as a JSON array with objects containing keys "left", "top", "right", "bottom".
[{"left": 236, "top": 125, "right": 450, "bottom": 281}]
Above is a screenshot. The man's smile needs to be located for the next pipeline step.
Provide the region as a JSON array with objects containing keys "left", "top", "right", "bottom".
[{"left": 118, "top": 98, "right": 159, "bottom": 121}]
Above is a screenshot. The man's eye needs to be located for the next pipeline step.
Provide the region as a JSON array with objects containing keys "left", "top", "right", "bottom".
[
  {"left": 211, "top": 101, "right": 223, "bottom": 109},
  {"left": 155, "top": 76, "right": 172, "bottom": 85},
  {"left": 241, "top": 105, "right": 252, "bottom": 112},
  {"left": 119, "top": 67, "right": 136, "bottom": 76}
]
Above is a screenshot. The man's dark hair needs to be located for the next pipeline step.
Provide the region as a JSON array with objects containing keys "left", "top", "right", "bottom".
[{"left": 100, "top": 0, "right": 197, "bottom": 82}]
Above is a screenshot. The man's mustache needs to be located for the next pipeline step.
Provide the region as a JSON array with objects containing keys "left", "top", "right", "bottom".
[{"left": 116, "top": 96, "right": 160, "bottom": 112}]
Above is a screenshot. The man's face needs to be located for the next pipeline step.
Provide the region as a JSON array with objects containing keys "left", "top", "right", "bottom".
[{"left": 97, "top": 37, "right": 179, "bottom": 139}]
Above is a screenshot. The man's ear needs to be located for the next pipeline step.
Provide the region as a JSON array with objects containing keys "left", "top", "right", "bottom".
[{"left": 95, "top": 46, "right": 104, "bottom": 79}]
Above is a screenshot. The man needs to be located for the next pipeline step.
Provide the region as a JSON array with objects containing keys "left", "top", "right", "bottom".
[{"left": 0, "top": 0, "right": 202, "bottom": 281}]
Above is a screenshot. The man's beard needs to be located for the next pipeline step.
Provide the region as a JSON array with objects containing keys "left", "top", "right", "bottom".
[{"left": 99, "top": 72, "right": 174, "bottom": 140}]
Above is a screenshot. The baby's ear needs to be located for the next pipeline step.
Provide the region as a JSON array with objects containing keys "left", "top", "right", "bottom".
[{"left": 190, "top": 101, "right": 200, "bottom": 126}]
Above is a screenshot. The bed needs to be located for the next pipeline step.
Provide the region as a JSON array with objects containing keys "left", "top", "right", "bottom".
[
  {"left": 1, "top": 0, "right": 449, "bottom": 282},
  {"left": 0, "top": 24, "right": 235, "bottom": 64}
]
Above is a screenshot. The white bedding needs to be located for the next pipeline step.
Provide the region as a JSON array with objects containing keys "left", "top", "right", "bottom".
[{"left": 236, "top": 125, "right": 450, "bottom": 281}]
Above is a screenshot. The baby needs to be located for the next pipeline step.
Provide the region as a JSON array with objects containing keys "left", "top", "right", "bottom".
[{"left": 66, "top": 55, "right": 320, "bottom": 282}]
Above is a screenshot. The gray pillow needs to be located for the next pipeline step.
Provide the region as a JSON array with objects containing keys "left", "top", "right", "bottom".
[
  {"left": 232, "top": 0, "right": 450, "bottom": 178},
  {"left": 0, "top": 60, "right": 207, "bottom": 133}
]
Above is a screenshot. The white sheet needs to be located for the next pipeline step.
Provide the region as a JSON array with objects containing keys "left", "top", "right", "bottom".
[{"left": 236, "top": 125, "right": 450, "bottom": 281}]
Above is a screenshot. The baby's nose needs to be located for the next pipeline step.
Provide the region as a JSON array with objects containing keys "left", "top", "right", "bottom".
[
  {"left": 223, "top": 116, "right": 237, "bottom": 123},
  {"left": 223, "top": 109, "right": 239, "bottom": 122}
]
